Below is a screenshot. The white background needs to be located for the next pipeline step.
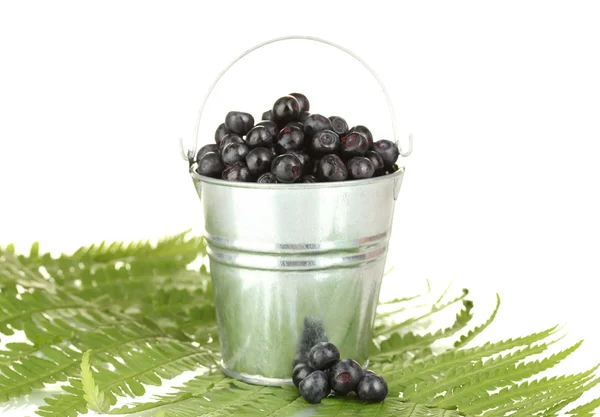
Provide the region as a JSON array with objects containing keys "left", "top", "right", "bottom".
[{"left": 1, "top": 1, "right": 600, "bottom": 416}]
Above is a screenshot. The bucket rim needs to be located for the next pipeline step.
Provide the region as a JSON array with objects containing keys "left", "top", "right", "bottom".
[{"left": 189, "top": 164, "right": 404, "bottom": 190}]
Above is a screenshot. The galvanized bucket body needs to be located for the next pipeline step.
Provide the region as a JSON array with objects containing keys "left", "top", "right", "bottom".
[{"left": 191, "top": 169, "right": 404, "bottom": 385}]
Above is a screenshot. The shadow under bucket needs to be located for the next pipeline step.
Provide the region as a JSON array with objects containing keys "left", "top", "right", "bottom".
[{"left": 190, "top": 168, "right": 405, "bottom": 385}]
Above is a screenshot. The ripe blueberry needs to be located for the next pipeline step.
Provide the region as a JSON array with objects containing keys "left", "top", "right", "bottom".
[
  {"left": 371, "top": 140, "right": 400, "bottom": 167},
  {"left": 328, "top": 359, "right": 364, "bottom": 395},
  {"left": 317, "top": 154, "right": 348, "bottom": 182},
  {"left": 272, "top": 95, "right": 300, "bottom": 123},
  {"left": 309, "top": 342, "right": 340, "bottom": 370},
  {"left": 271, "top": 154, "right": 302, "bottom": 183},
  {"left": 292, "top": 363, "right": 314, "bottom": 388},
  {"left": 276, "top": 125, "right": 305, "bottom": 153},
  {"left": 196, "top": 152, "right": 224, "bottom": 178},
  {"left": 221, "top": 142, "right": 250, "bottom": 165},
  {"left": 196, "top": 144, "right": 219, "bottom": 163},
  {"left": 310, "top": 129, "right": 340, "bottom": 155},
  {"left": 261, "top": 109, "right": 275, "bottom": 121},
  {"left": 349, "top": 125, "right": 373, "bottom": 145},
  {"left": 289, "top": 92, "right": 310, "bottom": 113},
  {"left": 215, "top": 123, "right": 229, "bottom": 146},
  {"left": 347, "top": 157, "right": 375, "bottom": 180},
  {"left": 245, "top": 126, "right": 274, "bottom": 148},
  {"left": 303, "top": 114, "right": 332, "bottom": 138},
  {"left": 219, "top": 133, "right": 244, "bottom": 150},
  {"left": 222, "top": 163, "right": 252, "bottom": 182},
  {"left": 299, "top": 370, "right": 330, "bottom": 404},
  {"left": 225, "top": 111, "right": 254, "bottom": 135},
  {"left": 355, "top": 373, "right": 388, "bottom": 402},
  {"left": 329, "top": 116, "right": 348, "bottom": 136},
  {"left": 257, "top": 172, "right": 278, "bottom": 183},
  {"left": 246, "top": 147, "right": 273, "bottom": 177},
  {"left": 341, "top": 132, "right": 369, "bottom": 158},
  {"left": 256, "top": 120, "right": 278, "bottom": 138},
  {"left": 286, "top": 150, "right": 312, "bottom": 175},
  {"left": 365, "top": 150, "right": 385, "bottom": 174}
]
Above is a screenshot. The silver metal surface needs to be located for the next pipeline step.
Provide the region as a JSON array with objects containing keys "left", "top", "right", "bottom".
[{"left": 190, "top": 169, "right": 404, "bottom": 384}]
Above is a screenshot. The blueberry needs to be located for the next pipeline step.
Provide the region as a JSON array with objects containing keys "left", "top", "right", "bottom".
[
  {"left": 292, "top": 363, "right": 315, "bottom": 388},
  {"left": 301, "top": 175, "right": 318, "bottom": 183},
  {"left": 365, "top": 150, "right": 385, "bottom": 174},
  {"left": 246, "top": 147, "right": 273, "bottom": 177},
  {"left": 286, "top": 121, "right": 304, "bottom": 131},
  {"left": 309, "top": 342, "right": 340, "bottom": 370},
  {"left": 299, "top": 370, "right": 330, "bottom": 404},
  {"left": 289, "top": 92, "right": 310, "bottom": 113},
  {"left": 262, "top": 110, "right": 275, "bottom": 121},
  {"left": 272, "top": 95, "right": 300, "bottom": 123},
  {"left": 329, "top": 116, "right": 348, "bottom": 136},
  {"left": 225, "top": 111, "right": 254, "bottom": 135},
  {"left": 257, "top": 172, "right": 278, "bottom": 183},
  {"left": 219, "top": 133, "right": 244, "bottom": 150},
  {"left": 347, "top": 157, "right": 375, "bottom": 180},
  {"left": 349, "top": 125, "right": 373, "bottom": 145},
  {"left": 215, "top": 123, "right": 229, "bottom": 146},
  {"left": 286, "top": 150, "right": 312, "bottom": 175},
  {"left": 310, "top": 129, "right": 340, "bottom": 155},
  {"left": 303, "top": 114, "right": 332, "bottom": 138},
  {"left": 299, "top": 111, "right": 310, "bottom": 122},
  {"left": 196, "top": 144, "right": 219, "bottom": 163},
  {"left": 317, "top": 155, "right": 348, "bottom": 182},
  {"left": 328, "top": 359, "right": 364, "bottom": 395},
  {"left": 371, "top": 140, "right": 400, "bottom": 167},
  {"left": 276, "top": 125, "right": 305, "bottom": 153},
  {"left": 271, "top": 154, "right": 302, "bottom": 183},
  {"left": 355, "top": 373, "right": 388, "bottom": 402},
  {"left": 341, "top": 132, "right": 369, "bottom": 159},
  {"left": 221, "top": 142, "right": 250, "bottom": 165},
  {"left": 222, "top": 163, "right": 252, "bottom": 182},
  {"left": 196, "top": 152, "right": 224, "bottom": 178},
  {"left": 245, "top": 126, "right": 274, "bottom": 149},
  {"left": 256, "top": 120, "right": 278, "bottom": 138}
]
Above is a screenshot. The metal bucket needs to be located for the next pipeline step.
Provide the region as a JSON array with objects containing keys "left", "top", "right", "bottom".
[{"left": 187, "top": 36, "right": 413, "bottom": 386}]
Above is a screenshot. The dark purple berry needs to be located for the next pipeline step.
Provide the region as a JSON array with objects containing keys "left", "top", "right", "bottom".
[
  {"left": 196, "top": 152, "right": 224, "bottom": 178},
  {"left": 286, "top": 121, "right": 304, "bottom": 131},
  {"left": 341, "top": 132, "right": 369, "bottom": 158},
  {"left": 309, "top": 342, "right": 340, "bottom": 370},
  {"left": 286, "top": 150, "right": 312, "bottom": 175},
  {"left": 256, "top": 120, "right": 278, "bottom": 138},
  {"left": 301, "top": 175, "right": 318, "bottom": 183},
  {"left": 292, "top": 363, "right": 314, "bottom": 388},
  {"left": 329, "top": 116, "right": 348, "bottom": 136},
  {"left": 365, "top": 150, "right": 385, "bottom": 174},
  {"left": 257, "top": 172, "right": 278, "bottom": 183},
  {"left": 245, "top": 126, "right": 274, "bottom": 148},
  {"left": 271, "top": 154, "right": 302, "bottom": 183},
  {"left": 310, "top": 129, "right": 340, "bottom": 155},
  {"left": 347, "top": 157, "right": 375, "bottom": 180},
  {"left": 272, "top": 95, "right": 300, "bottom": 123},
  {"left": 356, "top": 373, "right": 388, "bottom": 402},
  {"left": 299, "top": 111, "right": 310, "bottom": 122},
  {"left": 289, "top": 92, "right": 310, "bottom": 113},
  {"left": 221, "top": 142, "right": 250, "bottom": 165},
  {"left": 299, "top": 370, "right": 330, "bottom": 404},
  {"left": 225, "top": 111, "right": 254, "bottom": 135},
  {"left": 276, "top": 125, "right": 304, "bottom": 152},
  {"left": 215, "top": 123, "right": 229, "bottom": 146},
  {"left": 262, "top": 110, "right": 275, "bottom": 121},
  {"left": 371, "top": 140, "right": 400, "bottom": 167},
  {"left": 303, "top": 114, "right": 332, "bottom": 138},
  {"left": 246, "top": 147, "right": 273, "bottom": 177},
  {"left": 219, "top": 133, "right": 244, "bottom": 150},
  {"left": 349, "top": 125, "right": 373, "bottom": 145},
  {"left": 222, "top": 163, "right": 252, "bottom": 182},
  {"left": 317, "top": 154, "right": 348, "bottom": 182},
  {"left": 196, "top": 144, "right": 219, "bottom": 163},
  {"left": 328, "top": 359, "right": 364, "bottom": 395}
]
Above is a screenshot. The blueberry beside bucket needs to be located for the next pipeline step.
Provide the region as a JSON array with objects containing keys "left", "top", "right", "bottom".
[{"left": 192, "top": 93, "right": 400, "bottom": 182}]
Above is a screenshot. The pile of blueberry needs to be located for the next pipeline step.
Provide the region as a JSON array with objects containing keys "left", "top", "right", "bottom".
[
  {"left": 192, "top": 93, "right": 400, "bottom": 183},
  {"left": 293, "top": 341, "right": 388, "bottom": 404}
]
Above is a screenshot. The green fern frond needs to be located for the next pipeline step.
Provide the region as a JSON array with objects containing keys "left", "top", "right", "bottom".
[
  {"left": 81, "top": 350, "right": 110, "bottom": 413},
  {"left": 566, "top": 395, "right": 600, "bottom": 416}
]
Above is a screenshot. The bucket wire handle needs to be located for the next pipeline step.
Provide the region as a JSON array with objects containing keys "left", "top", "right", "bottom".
[{"left": 190, "top": 35, "right": 413, "bottom": 158}]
